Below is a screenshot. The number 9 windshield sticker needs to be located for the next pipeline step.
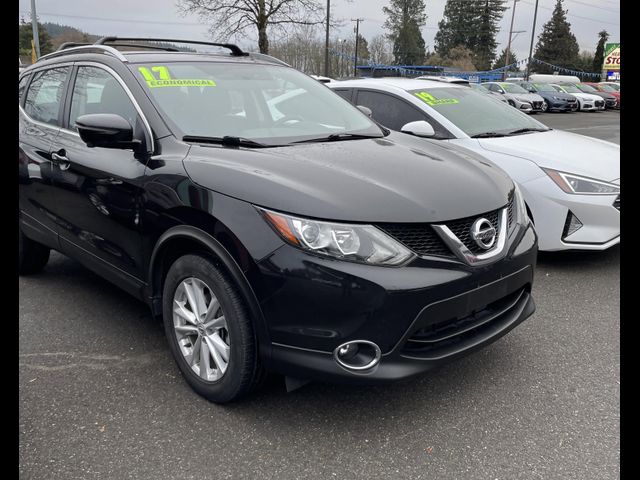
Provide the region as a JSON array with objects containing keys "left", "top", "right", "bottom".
[
  {"left": 138, "top": 66, "right": 217, "bottom": 88},
  {"left": 414, "top": 91, "right": 459, "bottom": 106}
]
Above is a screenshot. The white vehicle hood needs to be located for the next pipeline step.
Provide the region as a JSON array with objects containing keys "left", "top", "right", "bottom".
[{"left": 477, "top": 129, "right": 619, "bottom": 182}]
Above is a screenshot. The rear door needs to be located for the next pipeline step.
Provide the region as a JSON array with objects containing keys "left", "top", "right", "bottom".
[
  {"left": 19, "top": 66, "right": 71, "bottom": 248},
  {"left": 47, "top": 63, "right": 151, "bottom": 295}
]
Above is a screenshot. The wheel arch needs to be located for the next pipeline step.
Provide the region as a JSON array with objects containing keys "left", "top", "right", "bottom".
[{"left": 148, "top": 224, "right": 272, "bottom": 360}]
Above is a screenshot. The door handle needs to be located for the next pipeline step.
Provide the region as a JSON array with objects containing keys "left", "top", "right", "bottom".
[{"left": 51, "top": 150, "right": 71, "bottom": 171}]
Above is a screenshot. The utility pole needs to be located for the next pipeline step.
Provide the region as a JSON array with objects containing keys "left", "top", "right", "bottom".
[
  {"left": 525, "top": 0, "right": 540, "bottom": 80},
  {"left": 30, "top": 0, "right": 41, "bottom": 59},
  {"left": 324, "top": 0, "right": 330, "bottom": 77},
  {"left": 503, "top": 0, "right": 519, "bottom": 80},
  {"left": 351, "top": 18, "right": 363, "bottom": 77}
]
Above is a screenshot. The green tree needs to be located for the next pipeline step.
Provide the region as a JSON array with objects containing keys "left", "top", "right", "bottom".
[
  {"left": 493, "top": 47, "right": 519, "bottom": 70},
  {"left": 356, "top": 34, "right": 370, "bottom": 62},
  {"left": 19, "top": 19, "right": 54, "bottom": 58},
  {"left": 393, "top": 19, "right": 426, "bottom": 65},
  {"left": 533, "top": 0, "right": 580, "bottom": 73},
  {"left": 473, "top": 1, "right": 507, "bottom": 70},
  {"left": 427, "top": 45, "right": 476, "bottom": 70},
  {"left": 592, "top": 30, "right": 609, "bottom": 72},
  {"left": 435, "top": 0, "right": 506, "bottom": 70},
  {"left": 383, "top": 0, "right": 427, "bottom": 65}
]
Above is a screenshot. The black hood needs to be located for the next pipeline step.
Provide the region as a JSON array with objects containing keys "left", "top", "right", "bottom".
[
  {"left": 182, "top": 134, "right": 512, "bottom": 223},
  {"left": 537, "top": 91, "right": 575, "bottom": 102}
]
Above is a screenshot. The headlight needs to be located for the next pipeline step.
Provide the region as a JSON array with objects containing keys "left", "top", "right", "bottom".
[
  {"left": 542, "top": 168, "right": 620, "bottom": 195},
  {"left": 513, "top": 183, "right": 530, "bottom": 225},
  {"left": 259, "top": 208, "right": 414, "bottom": 266}
]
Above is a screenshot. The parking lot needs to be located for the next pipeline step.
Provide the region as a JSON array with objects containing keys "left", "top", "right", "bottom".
[{"left": 19, "top": 110, "right": 619, "bottom": 480}]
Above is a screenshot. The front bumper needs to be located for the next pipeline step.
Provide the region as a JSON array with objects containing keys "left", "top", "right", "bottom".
[
  {"left": 258, "top": 223, "right": 537, "bottom": 383},
  {"left": 549, "top": 99, "right": 577, "bottom": 111},
  {"left": 521, "top": 176, "right": 620, "bottom": 251}
]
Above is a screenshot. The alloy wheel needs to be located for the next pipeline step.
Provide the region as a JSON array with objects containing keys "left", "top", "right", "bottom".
[{"left": 172, "top": 277, "right": 230, "bottom": 382}]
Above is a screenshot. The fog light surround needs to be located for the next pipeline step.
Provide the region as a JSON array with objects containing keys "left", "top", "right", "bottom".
[
  {"left": 333, "top": 340, "right": 381, "bottom": 371},
  {"left": 562, "top": 211, "right": 583, "bottom": 240}
]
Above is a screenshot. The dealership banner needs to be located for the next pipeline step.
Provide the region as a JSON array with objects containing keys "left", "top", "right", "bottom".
[{"left": 604, "top": 43, "right": 620, "bottom": 71}]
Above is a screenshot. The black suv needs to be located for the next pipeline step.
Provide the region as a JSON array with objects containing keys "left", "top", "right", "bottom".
[{"left": 19, "top": 38, "right": 537, "bottom": 403}]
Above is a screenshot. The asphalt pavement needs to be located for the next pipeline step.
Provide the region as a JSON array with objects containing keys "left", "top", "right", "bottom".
[
  {"left": 535, "top": 109, "right": 620, "bottom": 145},
  {"left": 19, "top": 111, "right": 620, "bottom": 480}
]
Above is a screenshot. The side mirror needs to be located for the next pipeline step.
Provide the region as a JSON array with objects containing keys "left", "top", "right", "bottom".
[
  {"left": 75, "top": 113, "right": 141, "bottom": 151},
  {"left": 528, "top": 88, "right": 536, "bottom": 93},
  {"left": 357, "top": 105, "right": 373, "bottom": 118},
  {"left": 401, "top": 120, "right": 436, "bottom": 138}
]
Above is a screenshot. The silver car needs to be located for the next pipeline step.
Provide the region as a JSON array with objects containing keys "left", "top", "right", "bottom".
[{"left": 483, "top": 82, "right": 545, "bottom": 114}]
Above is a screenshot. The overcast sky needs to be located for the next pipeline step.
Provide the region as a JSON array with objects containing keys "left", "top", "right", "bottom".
[{"left": 18, "top": 0, "right": 620, "bottom": 65}]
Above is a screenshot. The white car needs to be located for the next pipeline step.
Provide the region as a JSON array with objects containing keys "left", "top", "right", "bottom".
[
  {"left": 483, "top": 82, "right": 545, "bottom": 113},
  {"left": 329, "top": 77, "right": 620, "bottom": 251},
  {"left": 549, "top": 83, "right": 604, "bottom": 111}
]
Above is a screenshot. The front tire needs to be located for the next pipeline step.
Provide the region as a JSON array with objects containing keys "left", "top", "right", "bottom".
[
  {"left": 19, "top": 227, "right": 50, "bottom": 275},
  {"left": 541, "top": 101, "right": 548, "bottom": 112},
  {"left": 162, "top": 254, "right": 263, "bottom": 403}
]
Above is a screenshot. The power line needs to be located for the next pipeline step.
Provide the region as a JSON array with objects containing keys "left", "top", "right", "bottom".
[
  {"left": 519, "top": 0, "right": 620, "bottom": 26},
  {"left": 18, "top": 10, "right": 204, "bottom": 27},
  {"left": 565, "top": 0, "right": 619, "bottom": 14}
]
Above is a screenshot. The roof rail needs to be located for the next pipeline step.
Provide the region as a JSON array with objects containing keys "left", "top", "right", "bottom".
[
  {"left": 96, "top": 37, "right": 249, "bottom": 56},
  {"left": 56, "top": 42, "right": 90, "bottom": 51},
  {"left": 37, "top": 44, "right": 128, "bottom": 63}
]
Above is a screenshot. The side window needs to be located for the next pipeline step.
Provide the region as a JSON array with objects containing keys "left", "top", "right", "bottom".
[
  {"left": 355, "top": 90, "right": 427, "bottom": 131},
  {"left": 24, "top": 67, "right": 70, "bottom": 125},
  {"left": 19, "top": 75, "right": 30, "bottom": 104},
  {"left": 69, "top": 66, "right": 138, "bottom": 130},
  {"left": 333, "top": 89, "right": 352, "bottom": 102}
]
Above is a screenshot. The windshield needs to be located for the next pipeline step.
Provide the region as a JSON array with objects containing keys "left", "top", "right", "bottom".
[
  {"left": 501, "top": 83, "right": 528, "bottom": 94},
  {"left": 605, "top": 83, "right": 620, "bottom": 91},
  {"left": 557, "top": 84, "right": 579, "bottom": 93},
  {"left": 408, "top": 87, "right": 548, "bottom": 137},
  {"left": 470, "top": 84, "right": 490, "bottom": 92},
  {"left": 577, "top": 83, "right": 598, "bottom": 93},
  {"left": 131, "top": 62, "right": 380, "bottom": 145},
  {"left": 534, "top": 83, "right": 556, "bottom": 92},
  {"left": 597, "top": 84, "right": 616, "bottom": 92}
]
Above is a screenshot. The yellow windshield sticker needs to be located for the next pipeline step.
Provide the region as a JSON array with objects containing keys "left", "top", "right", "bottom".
[
  {"left": 137, "top": 66, "right": 216, "bottom": 88},
  {"left": 414, "top": 92, "right": 459, "bottom": 106}
]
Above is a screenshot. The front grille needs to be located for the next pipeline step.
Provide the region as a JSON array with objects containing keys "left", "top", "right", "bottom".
[
  {"left": 532, "top": 101, "right": 542, "bottom": 109},
  {"left": 377, "top": 195, "right": 514, "bottom": 258},
  {"left": 614, "top": 194, "right": 620, "bottom": 211},
  {"left": 401, "top": 287, "right": 527, "bottom": 358},
  {"left": 377, "top": 223, "right": 452, "bottom": 258},
  {"left": 596, "top": 100, "right": 604, "bottom": 107}
]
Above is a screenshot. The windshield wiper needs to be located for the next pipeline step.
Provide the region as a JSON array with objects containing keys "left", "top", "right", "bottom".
[
  {"left": 470, "top": 132, "right": 509, "bottom": 138},
  {"left": 506, "top": 127, "right": 551, "bottom": 136},
  {"left": 182, "top": 135, "right": 274, "bottom": 148},
  {"left": 292, "top": 133, "right": 383, "bottom": 144}
]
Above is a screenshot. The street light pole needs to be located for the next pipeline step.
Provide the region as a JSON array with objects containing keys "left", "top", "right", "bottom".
[
  {"left": 30, "top": 0, "right": 41, "bottom": 59},
  {"left": 503, "top": 0, "right": 519, "bottom": 80},
  {"left": 324, "top": 0, "right": 330, "bottom": 77},
  {"left": 525, "top": 0, "right": 540, "bottom": 80}
]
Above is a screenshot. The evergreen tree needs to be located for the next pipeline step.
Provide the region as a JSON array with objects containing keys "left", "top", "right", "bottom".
[
  {"left": 533, "top": 0, "right": 580, "bottom": 73},
  {"left": 356, "top": 34, "right": 370, "bottom": 62},
  {"left": 393, "top": 19, "right": 427, "bottom": 65},
  {"left": 19, "top": 19, "right": 54, "bottom": 57},
  {"left": 435, "top": 0, "right": 506, "bottom": 70},
  {"left": 473, "top": 1, "right": 507, "bottom": 70},
  {"left": 493, "top": 47, "right": 518, "bottom": 71},
  {"left": 592, "top": 30, "right": 609, "bottom": 72},
  {"left": 383, "top": 0, "right": 427, "bottom": 65}
]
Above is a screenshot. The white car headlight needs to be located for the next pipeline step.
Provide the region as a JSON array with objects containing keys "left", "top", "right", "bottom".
[
  {"left": 542, "top": 168, "right": 620, "bottom": 195},
  {"left": 259, "top": 208, "right": 414, "bottom": 266}
]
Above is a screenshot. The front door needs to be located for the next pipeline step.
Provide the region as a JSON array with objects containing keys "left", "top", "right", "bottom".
[{"left": 48, "top": 64, "right": 151, "bottom": 295}]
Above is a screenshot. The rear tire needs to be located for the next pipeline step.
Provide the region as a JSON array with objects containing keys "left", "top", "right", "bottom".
[
  {"left": 162, "top": 253, "right": 263, "bottom": 403},
  {"left": 19, "top": 228, "right": 50, "bottom": 275}
]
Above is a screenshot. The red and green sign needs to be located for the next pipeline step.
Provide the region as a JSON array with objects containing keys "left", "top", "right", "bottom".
[{"left": 603, "top": 43, "right": 620, "bottom": 71}]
